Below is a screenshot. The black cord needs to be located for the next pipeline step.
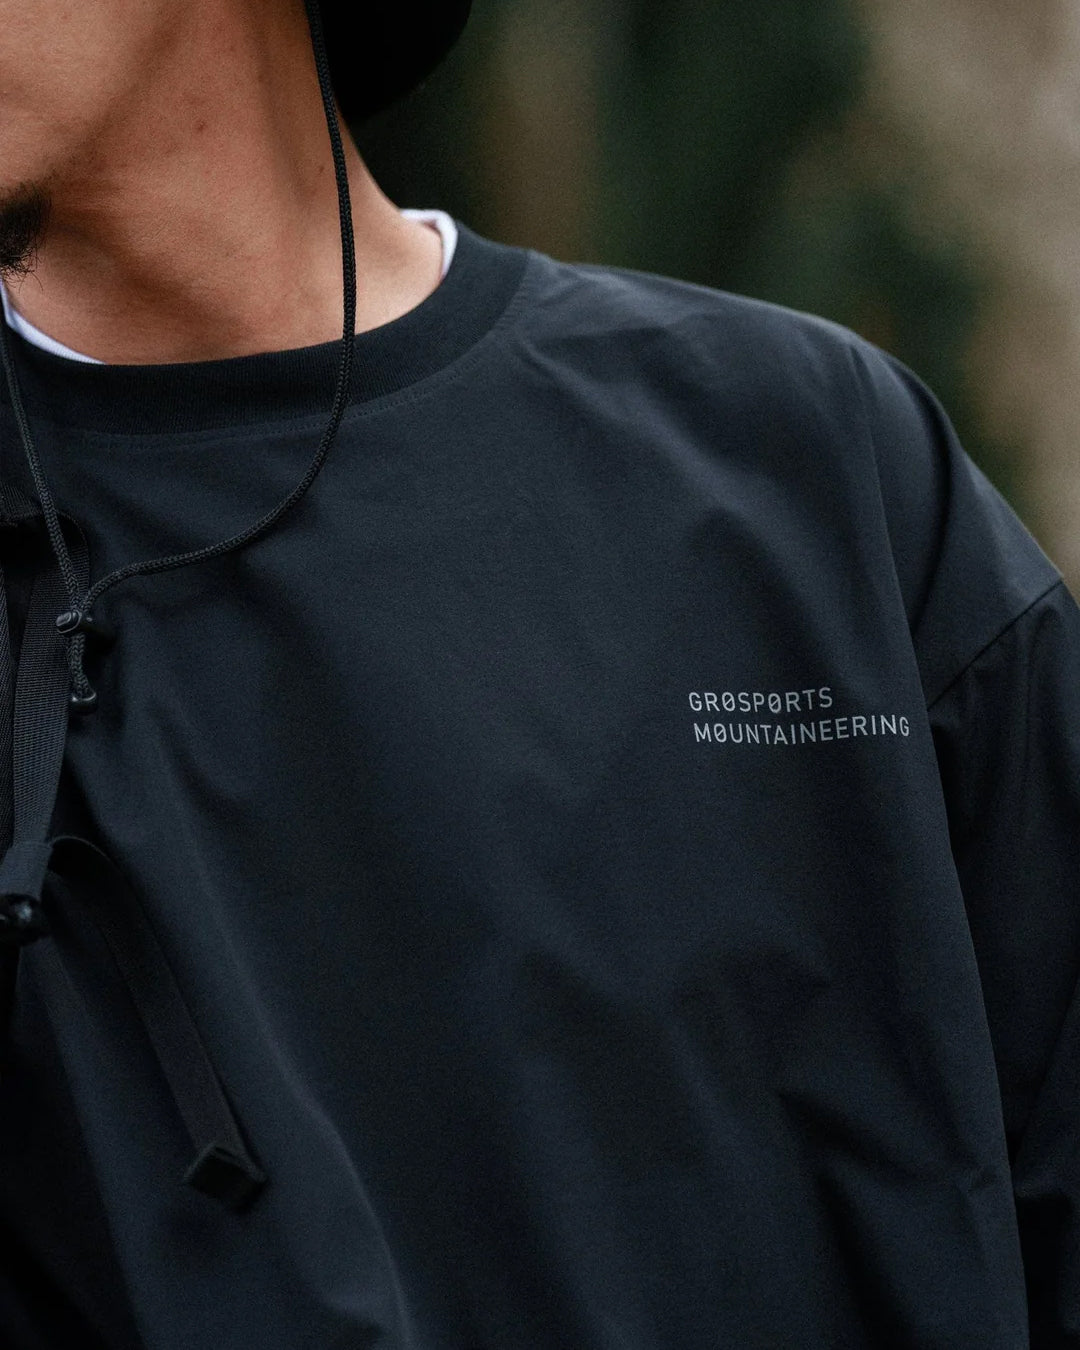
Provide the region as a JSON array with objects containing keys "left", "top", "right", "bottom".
[{"left": 0, "top": 0, "right": 357, "bottom": 631}]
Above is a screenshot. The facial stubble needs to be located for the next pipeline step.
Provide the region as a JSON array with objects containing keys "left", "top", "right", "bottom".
[{"left": 0, "top": 183, "right": 50, "bottom": 280}]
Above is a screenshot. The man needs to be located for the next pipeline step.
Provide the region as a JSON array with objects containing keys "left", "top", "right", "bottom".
[{"left": 0, "top": 0, "right": 1076, "bottom": 1346}]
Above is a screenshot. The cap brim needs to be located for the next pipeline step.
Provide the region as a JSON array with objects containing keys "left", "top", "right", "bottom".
[{"left": 319, "top": 0, "right": 473, "bottom": 121}]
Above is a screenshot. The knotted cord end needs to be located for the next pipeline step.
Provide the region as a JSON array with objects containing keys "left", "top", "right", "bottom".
[
  {"left": 0, "top": 895, "right": 48, "bottom": 946},
  {"left": 68, "top": 685, "right": 98, "bottom": 715},
  {"left": 0, "top": 840, "right": 54, "bottom": 947}
]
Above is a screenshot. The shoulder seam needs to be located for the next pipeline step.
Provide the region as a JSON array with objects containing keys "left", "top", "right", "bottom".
[{"left": 925, "top": 578, "right": 1066, "bottom": 712}]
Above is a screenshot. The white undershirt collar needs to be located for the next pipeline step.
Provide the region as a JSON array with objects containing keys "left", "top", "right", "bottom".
[{"left": 0, "top": 207, "right": 458, "bottom": 366}]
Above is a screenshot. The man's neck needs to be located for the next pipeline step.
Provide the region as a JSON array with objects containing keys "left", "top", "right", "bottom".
[{"left": 1, "top": 4, "right": 442, "bottom": 366}]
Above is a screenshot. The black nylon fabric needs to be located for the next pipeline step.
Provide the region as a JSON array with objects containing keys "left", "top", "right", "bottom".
[{"left": 0, "top": 222, "right": 1077, "bottom": 1346}]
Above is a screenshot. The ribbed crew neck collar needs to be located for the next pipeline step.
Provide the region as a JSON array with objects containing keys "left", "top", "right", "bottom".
[{"left": 0, "top": 222, "right": 531, "bottom": 437}]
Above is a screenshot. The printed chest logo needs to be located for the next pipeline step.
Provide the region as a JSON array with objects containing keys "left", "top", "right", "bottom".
[{"left": 688, "top": 686, "right": 910, "bottom": 748}]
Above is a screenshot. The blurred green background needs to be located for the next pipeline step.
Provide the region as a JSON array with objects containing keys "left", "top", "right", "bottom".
[{"left": 354, "top": 0, "right": 1080, "bottom": 585}]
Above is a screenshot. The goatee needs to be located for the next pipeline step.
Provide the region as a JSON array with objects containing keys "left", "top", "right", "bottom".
[{"left": 0, "top": 184, "right": 50, "bottom": 280}]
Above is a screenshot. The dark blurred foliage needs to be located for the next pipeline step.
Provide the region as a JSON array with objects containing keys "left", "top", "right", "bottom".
[{"left": 354, "top": 0, "right": 1020, "bottom": 507}]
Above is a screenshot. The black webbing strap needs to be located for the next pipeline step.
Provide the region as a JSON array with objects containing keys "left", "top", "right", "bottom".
[
  {"left": 0, "top": 546, "right": 13, "bottom": 849},
  {"left": 0, "top": 488, "right": 77, "bottom": 943},
  {"left": 0, "top": 545, "right": 72, "bottom": 925},
  {"left": 0, "top": 557, "right": 14, "bottom": 1043},
  {"left": 0, "top": 496, "right": 265, "bottom": 1209},
  {"left": 0, "top": 484, "right": 55, "bottom": 1044},
  {"left": 48, "top": 835, "right": 266, "bottom": 1211}
]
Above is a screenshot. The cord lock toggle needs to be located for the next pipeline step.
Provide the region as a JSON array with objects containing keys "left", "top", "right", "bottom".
[{"left": 55, "top": 607, "right": 112, "bottom": 642}]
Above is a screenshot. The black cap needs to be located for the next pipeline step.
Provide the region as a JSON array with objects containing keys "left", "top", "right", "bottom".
[{"left": 318, "top": 0, "right": 473, "bottom": 121}]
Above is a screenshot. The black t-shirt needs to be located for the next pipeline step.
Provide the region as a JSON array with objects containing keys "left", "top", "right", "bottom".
[{"left": 0, "top": 221, "right": 1076, "bottom": 1348}]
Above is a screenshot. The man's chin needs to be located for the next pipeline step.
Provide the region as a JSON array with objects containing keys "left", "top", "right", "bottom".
[{"left": 0, "top": 182, "right": 50, "bottom": 280}]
